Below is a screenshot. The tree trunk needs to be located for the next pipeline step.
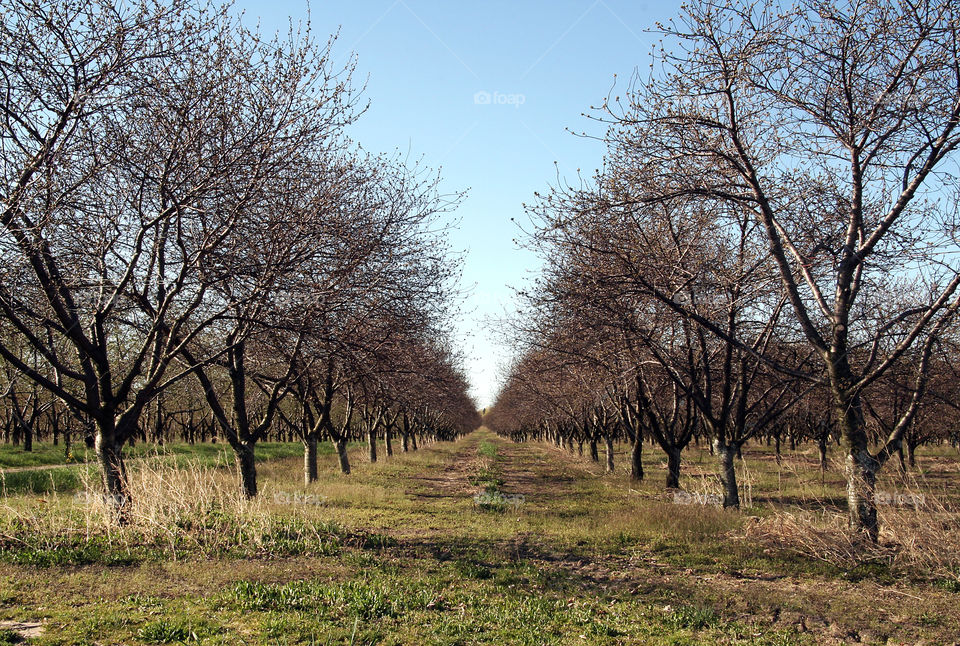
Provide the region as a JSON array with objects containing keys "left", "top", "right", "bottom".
[
  {"left": 303, "top": 435, "right": 318, "bottom": 485},
  {"left": 335, "top": 438, "right": 351, "bottom": 474},
  {"left": 818, "top": 436, "right": 828, "bottom": 471},
  {"left": 774, "top": 433, "right": 782, "bottom": 466},
  {"left": 385, "top": 425, "right": 393, "bottom": 457},
  {"left": 95, "top": 423, "right": 130, "bottom": 523},
  {"left": 665, "top": 447, "right": 681, "bottom": 489},
  {"left": 896, "top": 443, "right": 907, "bottom": 474},
  {"left": 236, "top": 444, "right": 257, "bottom": 499},
  {"left": 906, "top": 442, "right": 917, "bottom": 469},
  {"left": 367, "top": 428, "right": 377, "bottom": 463},
  {"left": 630, "top": 434, "right": 644, "bottom": 481},
  {"left": 23, "top": 424, "right": 32, "bottom": 452},
  {"left": 401, "top": 432, "right": 409, "bottom": 452},
  {"left": 411, "top": 433, "right": 418, "bottom": 451},
  {"left": 604, "top": 435, "right": 615, "bottom": 473},
  {"left": 845, "top": 450, "right": 879, "bottom": 541},
  {"left": 153, "top": 396, "right": 164, "bottom": 445},
  {"left": 589, "top": 438, "right": 599, "bottom": 462},
  {"left": 715, "top": 440, "right": 740, "bottom": 509}
]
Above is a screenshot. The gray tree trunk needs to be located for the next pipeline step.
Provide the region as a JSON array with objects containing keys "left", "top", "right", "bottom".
[
  {"left": 367, "top": 428, "right": 377, "bottom": 463},
  {"left": 303, "top": 435, "right": 318, "bottom": 484},
  {"left": 715, "top": 440, "right": 740, "bottom": 509},
  {"left": 630, "top": 434, "right": 644, "bottom": 481},
  {"left": 335, "top": 438, "right": 351, "bottom": 474},
  {"left": 604, "top": 435, "right": 615, "bottom": 473},
  {"left": 666, "top": 447, "right": 681, "bottom": 489},
  {"left": 845, "top": 450, "right": 879, "bottom": 541},
  {"left": 236, "top": 444, "right": 257, "bottom": 499},
  {"left": 95, "top": 426, "right": 130, "bottom": 523}
]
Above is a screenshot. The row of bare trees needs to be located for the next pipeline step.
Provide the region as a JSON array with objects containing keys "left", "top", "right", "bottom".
[
  {"left": 0, "top": 0, "right": 478, "bottom": 519},
  {"left": 489, "top": 0, "right": 960, "bottom": 540}
]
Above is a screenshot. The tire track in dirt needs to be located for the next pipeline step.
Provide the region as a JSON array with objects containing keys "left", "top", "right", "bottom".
[
  {"left": 405, "top": 435, "right": 484, "bottom": 502},
  {"left": 490, "top": 435, "right": 584, "bottom": 507}
]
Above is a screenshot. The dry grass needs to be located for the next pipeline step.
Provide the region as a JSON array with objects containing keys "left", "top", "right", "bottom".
[
  {"left": 743, "top": 471, "right": 960, "bottom": 582},
  {"left": 0, "top": 456, "right": 345, "bottom": 563},
  {"left": 537, "top": 437, "right": 960, "bottom": 584}
]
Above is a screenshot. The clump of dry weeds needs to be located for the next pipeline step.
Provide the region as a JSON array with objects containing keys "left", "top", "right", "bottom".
[
  {"left": 744, "top": 473, "right": 960, "bottom": 582},
  {"left": 0, "top": 457, "right": 344, "bottom": 564}
]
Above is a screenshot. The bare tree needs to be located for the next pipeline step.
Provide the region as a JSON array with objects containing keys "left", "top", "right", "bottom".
[
  {"left": 0, "top": 0, "right": 362, "bottom": 515},
  {"left": 595, "top": 0, "right": 960, "bottom": 538}
]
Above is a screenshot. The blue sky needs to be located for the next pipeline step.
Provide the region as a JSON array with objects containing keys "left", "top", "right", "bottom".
[{"left": 239, "top": 0, "right": 683, "bottom": 407}]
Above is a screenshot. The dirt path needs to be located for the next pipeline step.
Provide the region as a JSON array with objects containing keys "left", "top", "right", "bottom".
[
  {"left": 493, "top": 436, "right": 580, "bottom": 503},
  {"left": 405, "top": 434, "right": 483, "bottom": 502}
]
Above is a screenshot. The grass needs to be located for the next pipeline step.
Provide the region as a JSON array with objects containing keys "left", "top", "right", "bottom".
[
  {"left": 0, "top": 465, "right": 94, "bottom": 496},
  {"left": 469, "top": 440, "right": 521, "bottom": 512},
  {"left": 0, "top": 429, "right": 957, "bottom": 644},
  {"left": 0, "top": 441, "right": 309, "bottom": 496},
  {"left": 0, "top": 439, "right": 311, "bottom": 469}
]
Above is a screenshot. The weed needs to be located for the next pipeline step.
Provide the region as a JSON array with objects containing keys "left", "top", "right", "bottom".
[
  {"left": 477, "top": 441, "right": 498, "bottom": 459},
  {"left": 453, "top": 559, "right": 493, "bottom": 580},
  {"left": 229, "top": 579, "right": 401, "bottom": 619},
  {"left": 934, "top": 578, "right": 960, "bottom": 592},
  {"left": 137, "top": 620, "right": 197, "bottom": 643},
  {"left": 663, "top": 605, "right": 721, "bottom": 631}
]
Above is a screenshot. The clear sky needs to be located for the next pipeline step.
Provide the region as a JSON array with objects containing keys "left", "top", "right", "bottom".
[{"left": 238, "top": 0, "right": 683, "bottom": 408}]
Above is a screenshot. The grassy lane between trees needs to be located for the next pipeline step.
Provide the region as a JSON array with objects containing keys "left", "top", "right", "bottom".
[{"left": 0, "top": 429, "right": 958, "bottom": 645}]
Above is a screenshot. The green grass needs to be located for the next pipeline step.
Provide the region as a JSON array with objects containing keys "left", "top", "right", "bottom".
[
  {"left": 0, "top": 439, "right": 309, "bottom": 469},
  {"left": 0, "top": 464, "right": 94, "bottom": 495},
  {"left": 0, "top": 441, "right": 86, "bottom": 469},
  {"left": 0, "top": 513, "right": 350, "bottom": 567},
  {"left": 0, "top": 441, "right": 310, "bottom": 495},
  {"left": 477, "top": 440, "right": 498, "bottom": 459}
]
